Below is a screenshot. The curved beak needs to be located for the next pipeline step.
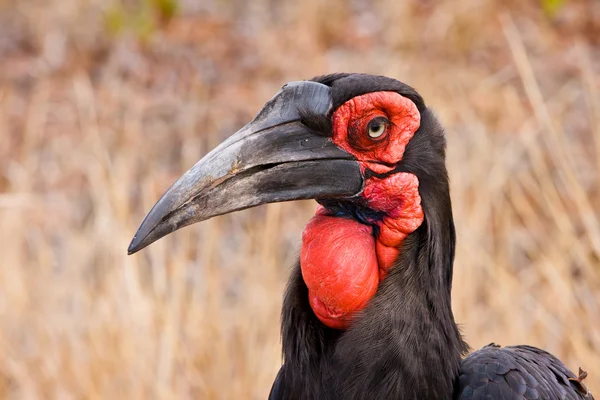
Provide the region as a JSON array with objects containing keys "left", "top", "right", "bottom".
[{"left": 127, "top": 81, "right": 363, "bottom": 254}]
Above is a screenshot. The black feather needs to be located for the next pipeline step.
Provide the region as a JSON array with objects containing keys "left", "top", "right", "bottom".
[
  {"left": 456, "top": 345, "right": 593, "bottom": 399},
  {"left": 298, "top": 107, "right": 333, "bottom": 136},
  {"left": 311, "top": 73, "right": 426, "bottom": 112}
]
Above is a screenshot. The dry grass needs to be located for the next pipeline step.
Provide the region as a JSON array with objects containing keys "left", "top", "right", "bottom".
[{"left": 0, "top": 0, "right": 599, "bottom": 398}]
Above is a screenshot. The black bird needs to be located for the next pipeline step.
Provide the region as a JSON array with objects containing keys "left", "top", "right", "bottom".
[{"left": 128, "top": 73, "right": 594, "bottom": 399}]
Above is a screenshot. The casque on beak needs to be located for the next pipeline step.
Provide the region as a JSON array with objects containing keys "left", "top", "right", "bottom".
[{"left": 128, "top": 81, "right": 364, "bottom": 254}]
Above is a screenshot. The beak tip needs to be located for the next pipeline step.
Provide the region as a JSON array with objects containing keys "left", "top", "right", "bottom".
[
  {"left": 127, "top": 234, "right": 144, "bottom": 255},
  {"left": 127, "top": 241, "right": 138, "bottom": 256}
]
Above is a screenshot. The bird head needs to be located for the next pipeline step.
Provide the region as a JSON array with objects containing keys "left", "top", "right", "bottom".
[{"left": 128, "top": 73, "right": 452, "bottom": 329}]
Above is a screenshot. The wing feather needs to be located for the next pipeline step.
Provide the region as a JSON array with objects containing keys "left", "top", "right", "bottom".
[{"left": 455, "top": 344, "right": 594, "bottom": 400}]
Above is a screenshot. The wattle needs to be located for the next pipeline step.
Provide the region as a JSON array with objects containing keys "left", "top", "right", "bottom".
[{"left": 300, "top": 212, "right": 380, "bottom": 329}]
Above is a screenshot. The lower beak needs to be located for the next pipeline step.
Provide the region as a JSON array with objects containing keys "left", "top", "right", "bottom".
[{"left": 128, "top": 81, "right": 363, "bottom": 254}]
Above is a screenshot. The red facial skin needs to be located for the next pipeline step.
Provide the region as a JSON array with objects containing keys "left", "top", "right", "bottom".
[{"left": 300, "top": 92, "right": 425, "bottom": 329}]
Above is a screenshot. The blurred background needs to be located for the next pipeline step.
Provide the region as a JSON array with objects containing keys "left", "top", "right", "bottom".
[{"left": 0, "top": 0, "right": 599, "bottom": 398}]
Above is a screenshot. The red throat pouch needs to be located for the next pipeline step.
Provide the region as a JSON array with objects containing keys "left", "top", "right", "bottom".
[
  {"left": 300, "top": 209, "right": 379, "bottom": 329},
  {"left": 300, "top": 172, "right": 424, "bottom": 330}
]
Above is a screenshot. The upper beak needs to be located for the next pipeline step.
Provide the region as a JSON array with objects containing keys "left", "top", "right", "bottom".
[{"left": 127, "top": 81, "right": 364, "bottom": 254}]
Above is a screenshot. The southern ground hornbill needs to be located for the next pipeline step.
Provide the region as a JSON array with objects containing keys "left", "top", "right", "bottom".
[{"left": 128, "top": 73, "right": 593, "bottom": 399}]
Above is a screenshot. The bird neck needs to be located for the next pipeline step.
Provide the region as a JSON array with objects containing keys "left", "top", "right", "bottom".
[
  {"left": 280, "top": 205, "right": 467, "bottom": 399},
  {"left": 300, "top": 172, "right": 425, "bottom": 330}
]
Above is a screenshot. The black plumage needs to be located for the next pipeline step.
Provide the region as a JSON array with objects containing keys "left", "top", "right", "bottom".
[
  {"left": 268, "top": 74, "right": 593, "bottom": 400},
  {"left": 456, "top": 344, "right": 592, "bottom": 399}
]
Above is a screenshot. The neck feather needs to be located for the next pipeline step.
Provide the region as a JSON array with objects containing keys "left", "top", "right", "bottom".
[{"left": 279, "top": 216, "right": 467, "bottom": 399}]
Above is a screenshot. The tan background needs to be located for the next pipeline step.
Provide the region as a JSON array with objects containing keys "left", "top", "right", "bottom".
[{"left": 0, "top": 0, "right": 599, "bottom": 398}]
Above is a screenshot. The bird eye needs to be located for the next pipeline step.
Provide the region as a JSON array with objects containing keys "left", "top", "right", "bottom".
[{"left": 367, "top": 117, "right": 388, "bottom": 139}]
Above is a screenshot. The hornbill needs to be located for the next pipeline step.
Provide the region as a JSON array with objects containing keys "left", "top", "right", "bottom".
[{"left": 128, "top": 73, "right": 594, "bottom": 399}]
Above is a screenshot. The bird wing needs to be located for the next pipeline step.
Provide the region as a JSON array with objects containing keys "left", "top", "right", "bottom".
[{"left": 455, "top": 343, "right": 594, "bottom": 399}]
